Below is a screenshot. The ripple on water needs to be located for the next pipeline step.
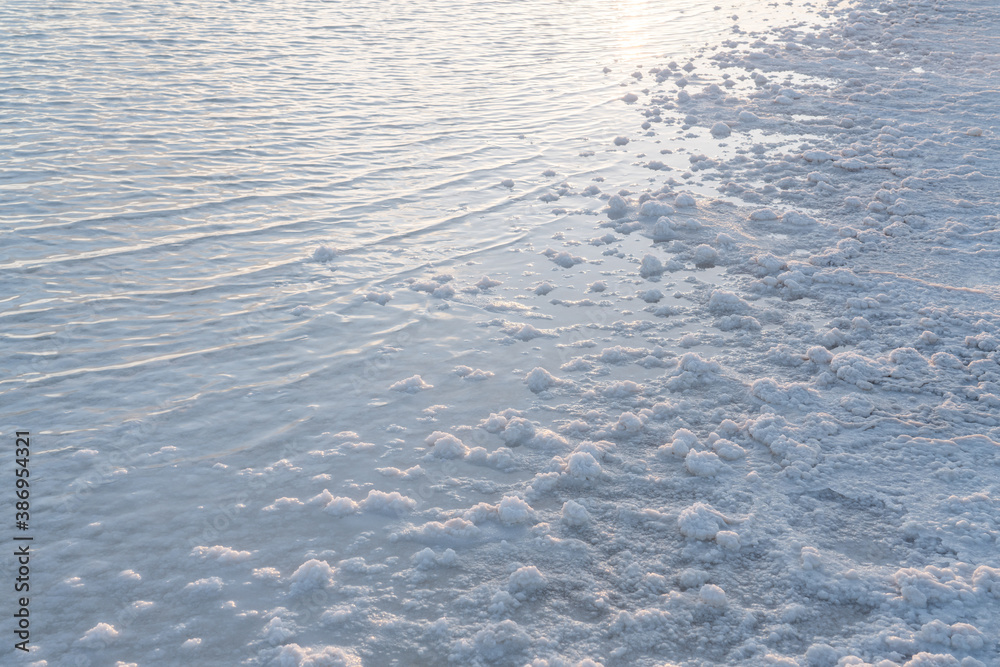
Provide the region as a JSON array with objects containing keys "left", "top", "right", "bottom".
[{"left": 3, "top": 0, "right": 806, "bottom": 440}]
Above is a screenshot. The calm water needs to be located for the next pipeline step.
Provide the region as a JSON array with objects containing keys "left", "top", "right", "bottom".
[
  {"left": 2, "top": 0, "right": 797, "bottom": 447},
  {"left": 4, "top": 2, "right": 822, "bottom": 662}
]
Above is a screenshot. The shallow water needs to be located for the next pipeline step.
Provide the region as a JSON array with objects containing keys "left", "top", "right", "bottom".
[{"left": 2, "top": 0, "right": 805, "bottom": 450}]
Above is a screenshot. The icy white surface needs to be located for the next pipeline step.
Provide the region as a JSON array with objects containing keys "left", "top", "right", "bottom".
[{"left": 3, "top": 0, "right": 1000, "bottom": 665}]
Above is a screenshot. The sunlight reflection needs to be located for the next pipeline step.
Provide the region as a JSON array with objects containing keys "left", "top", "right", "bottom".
[{"left": 613, "top": 0, "right": 655, "bottom": 62}]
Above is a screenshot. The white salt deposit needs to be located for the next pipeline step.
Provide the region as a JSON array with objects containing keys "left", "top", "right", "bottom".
[
  {"left": 699, "top": 583, "right": 728, "bottom": 607},
  {"left": 673, "top": 193, "right": 697, "bottom": 208},
  {"left": 561, "top": 500, "right": 591, "bottom": 527},
  {"left": 389, "top": 375, "right": 433, "bottom": 393},
  {"left": 311, "top": 245, "right": 337, "bottom": 262},
  {"left": 525, "top": 367, "right": 565, "bottom": 393},
  {"left": 710, "top": 121, "right": 732, "bottom": 138},
  {"left": 638, "top": 254, "right": 665, "bottom": 278}
]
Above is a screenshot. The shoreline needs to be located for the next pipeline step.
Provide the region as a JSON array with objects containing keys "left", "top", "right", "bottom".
[{"left": 5, "top": 0, "right": 1000, "bottom": 664}]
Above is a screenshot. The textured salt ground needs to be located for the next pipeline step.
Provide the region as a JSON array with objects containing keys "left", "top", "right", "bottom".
[
  {"left": 7, "top": 0, "right": 1000, "bottom": 666},
  {"left": 255, "top": 2, "right": 1000, "bottom": 665}
]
